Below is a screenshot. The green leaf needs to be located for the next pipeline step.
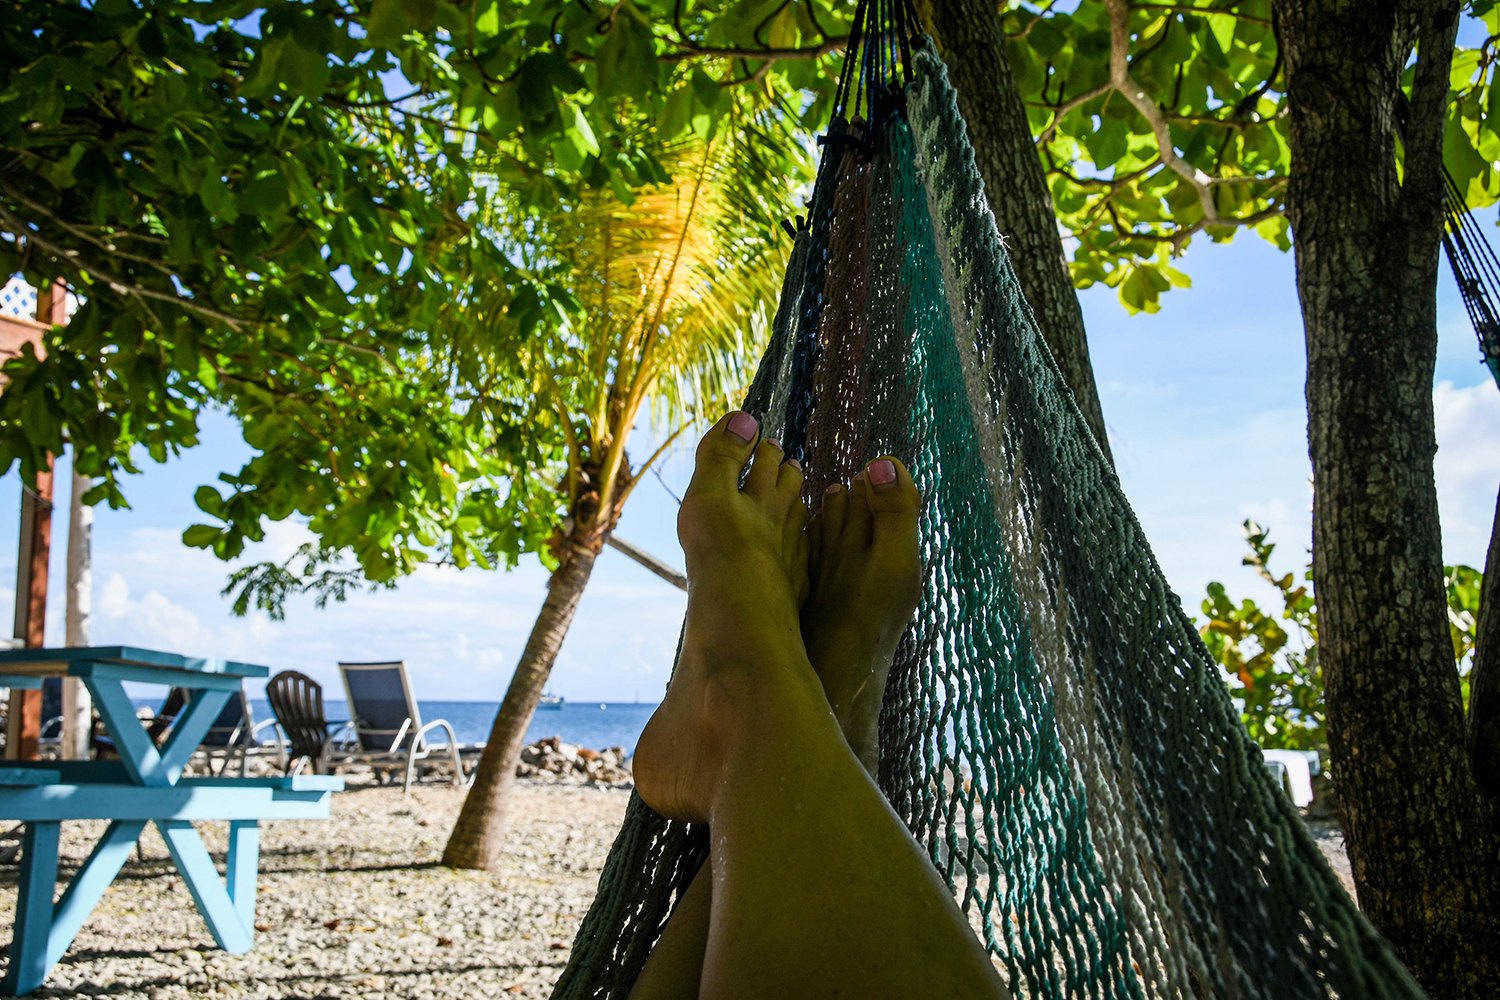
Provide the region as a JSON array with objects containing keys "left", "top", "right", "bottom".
[
  {"left": 565, "top": 103, "right": 600, "bottom": 157},
  {"left": 182, "top": 524, "right": 221, "bottom": 548},
  {"left": 1029, "top": 19, "right": 1067, "bottom": 59},
  {"left": 1083, "top": 117, "right": 1128, "bottom": 166},
  {"left": 367, "top": 0, "right": 432, "bottom": 47},
  {"left": 595, "top": 14, "right": 658, "bottom": 99},
  {"left": 474, "top": 0, "right": 500, "bottom": 36},
  {"left": 193, "top": 485, "right": 225, "bottom": 515},
  {"left": 691, "top": 68, "right": 724, "bottom": 112},
  {"left": 660, "top": 86, "right": 695, "bottom": 137},
  {"left": 518, "top": 54, "right": 561, "bottom": 125},
  {"left": 1207, "top": 14, "right": 1236, "bottom": 56},
  {"left": 279, "top": 40, "right": 331, "bottom": 97}
]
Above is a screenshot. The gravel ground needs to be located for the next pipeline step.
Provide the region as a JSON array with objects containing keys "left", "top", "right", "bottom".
[
  {"left": 0, "top": 781, "right": 630, "bottom": 999},
  {"left": 1, "top": 778, "right": 1358, "bottom": 999}
]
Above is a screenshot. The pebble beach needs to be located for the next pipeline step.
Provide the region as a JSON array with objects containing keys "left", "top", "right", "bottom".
[
  {"left": 0, "top": 780, "right": 630, "bottom": 999},
  {"left": 0, "top": 761, "right": 1358, "bottom": 999}
]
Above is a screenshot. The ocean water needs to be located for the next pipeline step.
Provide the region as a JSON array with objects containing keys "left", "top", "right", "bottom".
[
  {"left": 132, "top": 698, "right": 660, "bottom": 753},
  {"left": 257, "top": 699, "right": 657, "bottom": 752}
]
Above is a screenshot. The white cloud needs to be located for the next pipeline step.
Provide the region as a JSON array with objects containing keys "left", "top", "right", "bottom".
[
  {"left": 26, "top": 514, "right": 690, "bottom": 703},
  {"left": 1434, "top": 380, "right": 1500, "bottom": 565}
]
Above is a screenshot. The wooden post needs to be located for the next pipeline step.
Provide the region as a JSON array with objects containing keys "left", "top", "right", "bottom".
[
  {"left": 5, "top": 281, "right": 64, "bottom": 760},
  {"left": 6, "top": 462, "right": 52, "bottom": 759}
]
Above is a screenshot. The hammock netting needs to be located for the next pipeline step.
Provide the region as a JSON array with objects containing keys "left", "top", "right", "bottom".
[{"left": 553, "top": 15, "right": 1423, "bottom": 999}]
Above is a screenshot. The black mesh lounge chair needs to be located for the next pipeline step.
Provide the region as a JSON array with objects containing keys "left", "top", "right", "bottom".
[
  {"left": 36, "top": 677, "right": 63, "bottom": 757},
  {"left": 265, "top": 670, "right": 351, "bottom": 776},
  {"left": 338, "top": 661, "right": 465, "bottom": 793},
  {"left": 144, "top": 686, "right": 287, "bottom": 776},
  {"left": 194, "top": 688, "right": 287, "bottom": 776}
]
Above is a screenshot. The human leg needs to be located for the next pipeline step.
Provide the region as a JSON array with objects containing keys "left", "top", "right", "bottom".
[
  {"left": 632, "top": 414, "right": 1008, "bottom": 1000},
  {"left": 631, "top": 458, "right": 919, "bottom": 999}
]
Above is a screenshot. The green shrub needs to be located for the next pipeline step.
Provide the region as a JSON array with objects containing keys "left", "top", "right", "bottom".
[{"left": 1199, "top": 520, "right": 1481, "bottom": 752}]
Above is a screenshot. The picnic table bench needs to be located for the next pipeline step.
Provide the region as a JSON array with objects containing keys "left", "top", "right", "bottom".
[{"left": 0, "top": 647, "right": 342, "bottom": 996}]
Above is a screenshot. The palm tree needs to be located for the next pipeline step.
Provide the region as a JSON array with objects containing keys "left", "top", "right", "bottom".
[{"left": 442, "top": 113, "right": 808, "bottom": 870}]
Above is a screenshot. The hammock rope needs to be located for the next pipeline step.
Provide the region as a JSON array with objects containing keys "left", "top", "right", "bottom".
[
  {"left": 1441, "top": 170, "right": 1500, "bottom": 387},
  {"left": 554, "top": 11, "right": 1422, "bottom": 997},
  {"left": 1396, "top": 92, "right": 1500, "bottom": 390}
]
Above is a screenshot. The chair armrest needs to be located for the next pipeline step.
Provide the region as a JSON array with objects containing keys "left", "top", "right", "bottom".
[
  {"left": 326, "top": 720, "right": 357, "bottom": 749},
  {"left": 403, "top": 720, "right": 466, "bottom": 791},
  {"left": 249, "top": 718, "right": 286, "bottom": 745},
  {"left": 245, "top": 719, "right": 289, "bottom": 775},
  {"left": 413, "top": 719, "right": 459, "bottom": 749}
]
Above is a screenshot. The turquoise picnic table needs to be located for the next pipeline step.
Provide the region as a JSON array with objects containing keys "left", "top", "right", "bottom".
[{"left": 0, "top": 646, "right": 342, "bottom": 995}]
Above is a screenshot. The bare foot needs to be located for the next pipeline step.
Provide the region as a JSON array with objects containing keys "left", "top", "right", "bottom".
[
  {"left": 634, "top": 412, "right": 825, "bottom": 824},
  {"left": 802, "top": 457, "right": 922, "bottom": 775}
]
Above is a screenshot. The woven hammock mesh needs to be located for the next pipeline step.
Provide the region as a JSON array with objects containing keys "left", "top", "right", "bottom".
[{"left": 553, "top": 40, "right": 1422, "bottom": 1000}]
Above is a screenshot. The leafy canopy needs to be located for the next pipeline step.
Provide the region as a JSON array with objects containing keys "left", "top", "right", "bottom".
[
  {"left": 6, "top": 0, "right": 1498, "bottom": 603},
  {"left": 1006, "top": 0, "right": 1500, "bottom": 312},
  {"left": 0, "top": 0, "right": 828, "bottom": 598}
]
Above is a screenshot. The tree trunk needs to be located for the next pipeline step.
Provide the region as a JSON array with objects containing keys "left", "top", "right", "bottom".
[
  {"left": 916, "top": 0, "right": 1113, "bottom": 463},
  {"left": 1275, "top": 1, "right": 1500, "bottom": 995},
  {"left": 64, "top": 464, "right": 94, "bottom": 761},
  {"left": 1469, "top": 484, "right": 1500, "bottom": 799},
  {"left": 442, "top": 543, "right": 600, "bottom": 871}
]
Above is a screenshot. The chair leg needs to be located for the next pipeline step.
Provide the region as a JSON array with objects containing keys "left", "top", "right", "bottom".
[{"left": 448, "top": 743, "right": 464, "bottom": 788}]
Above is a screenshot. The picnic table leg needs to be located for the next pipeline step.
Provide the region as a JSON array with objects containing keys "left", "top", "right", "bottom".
[
  {"left": 226, "top": 821, "right": 260, "bottom": 930},
  {"left": 46, "top": 819, "right": 146, "bottom": 970},
  {"left": 2, "top": 821, "right": 60, "bottom": 996},
  {"left": 155, "top": 820, "right": 253, "bottom": 953}
]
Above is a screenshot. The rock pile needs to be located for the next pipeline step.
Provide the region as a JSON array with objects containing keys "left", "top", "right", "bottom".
[{"left": 516, "top": 735, "right": 633, "bottom": 787}]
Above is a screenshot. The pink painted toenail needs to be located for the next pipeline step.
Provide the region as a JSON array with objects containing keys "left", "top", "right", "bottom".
[
  {"left": 787, "top": 457, "right": 802, "bottom": 470},
  {"left": 726, "top": 412, "right": 757, "bottom": 443},
  {"left": 869, "top": 459, "right": 897, "bottom": 486},
  {"left": 824, "top": 483, "right": 843, "bottom": 494}
]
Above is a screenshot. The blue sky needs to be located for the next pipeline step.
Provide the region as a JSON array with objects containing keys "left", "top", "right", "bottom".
[{"left": 3, "top": 223, "right": 1497, "bottom": 703}]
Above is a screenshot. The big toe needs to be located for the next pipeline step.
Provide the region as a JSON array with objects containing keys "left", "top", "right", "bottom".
[
  {"left": 862, "top": 457, "right": 920, "bottom": 544},
  {"left": 686, "top": 411, "right": 759, "bottom": 497}
]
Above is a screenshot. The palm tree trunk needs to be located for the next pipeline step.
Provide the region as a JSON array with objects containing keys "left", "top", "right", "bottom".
[{"left": 442, "top": 543, "right": 600, "bottom": 871}]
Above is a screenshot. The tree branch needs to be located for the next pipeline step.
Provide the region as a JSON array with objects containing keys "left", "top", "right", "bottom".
[
  {"left": 1130, "top": 2, "right": 1272, "bottom": 28},
  {"left": 1104, "top": 0, "right": 1275, "bottom": 231},
  {"left": 1034, "top": 82, "right": 1112, "bottom": 144},
  {"left": 0, "top": 203, "right": 248, "bottom": 331}
]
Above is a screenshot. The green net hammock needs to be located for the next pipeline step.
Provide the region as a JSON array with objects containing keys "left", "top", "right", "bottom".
[{"left": 553, "top": 11, "right": 1422, "bottom": 998}]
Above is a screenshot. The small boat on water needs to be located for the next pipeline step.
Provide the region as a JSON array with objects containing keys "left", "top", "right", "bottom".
[{"left": 538, "top": 691, "right": 564, "bottom": 710}]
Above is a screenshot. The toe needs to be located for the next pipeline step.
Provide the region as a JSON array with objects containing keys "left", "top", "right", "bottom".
[
  {"left": 777, "top": 455, "right": 806, "bottom": 508},
  {"left": 818, "top": 482, "right": 850, "bottom": 543},
  {"left": 784, "top": 488, "right": 810, "bottom": 541},
  {"left": 743, "top": 438, "right": 785, "bottom": 497},
  {"left": 862, "top": 456, "right": 920, "bottom": 540},
  {"left": 687, "top": 412, "right": 760, "bottom": 496},
  {"left": 806, "top": 500, "right": 826, "bottom": 565},
  {"left": 848, "top": 471, "right": 875, "bottom": 548}
]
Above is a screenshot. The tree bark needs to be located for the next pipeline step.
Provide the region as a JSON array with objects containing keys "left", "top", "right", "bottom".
[
  {"left": 1469, "top": 484, "right": 1500, "bottom": 799},
  {"left": 916, "top": 0, "right": 1113, "bottom": 464},
  {"left": 442, "top": 543, "right": 601, "bottom": 870},
  {"left": 1275, "top": 0, "right": 1500, "bottom": 994}
]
